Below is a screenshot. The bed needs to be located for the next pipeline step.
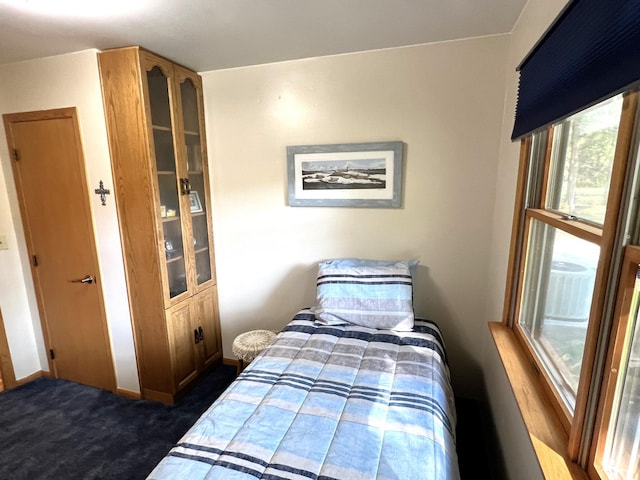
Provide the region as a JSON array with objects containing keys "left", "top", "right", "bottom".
[{"left": 148, "top": 260, "right": 460, "bottom": 480}]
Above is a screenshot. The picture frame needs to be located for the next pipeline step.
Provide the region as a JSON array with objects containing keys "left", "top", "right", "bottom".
[
  {"left": 189, "top": 191, "right": 203, "bottom": 213},
  {"left": 286, "top": 141, "right": 404, "bottom": 208}
]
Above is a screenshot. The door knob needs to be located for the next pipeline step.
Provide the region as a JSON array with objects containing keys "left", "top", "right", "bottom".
[{"left": 70, "top": 275, "right": 94, "bottom": 284}]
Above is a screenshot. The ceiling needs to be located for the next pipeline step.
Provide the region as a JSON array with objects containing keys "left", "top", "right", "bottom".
[{"left": 0, "top": 0, "right": 527, "bottom": 72}]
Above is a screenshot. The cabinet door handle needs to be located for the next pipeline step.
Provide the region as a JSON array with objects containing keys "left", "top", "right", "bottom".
[
  {"left": 194, "top": 328, "right": 199, "bottom": 344},
  {"left": 180, "top": 178, "right": 189, "bottom": 195},
  {"left": 198, "top": 326, "right": 204, "bottom": 342}
]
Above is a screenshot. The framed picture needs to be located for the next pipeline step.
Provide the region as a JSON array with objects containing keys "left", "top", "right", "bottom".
[
  {"left": 287, "top": 141, "right": 404, "bottom": 207},
  {"left": 189, "top": 191, "right": 203, "bottom": 213}
]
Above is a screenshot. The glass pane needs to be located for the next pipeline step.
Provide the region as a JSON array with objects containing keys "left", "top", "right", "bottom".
[
  {"left": 181, "top": 77, "right": 200, "bottom": 134},
  {"left": 147, "top": 67, "right": 172, "bottom": 128},
  {"left": 602, "top": 267, "right": 640, "bottom": 479},
  {"left": 546, "top": 95, "right": 623, "bottom": 225},
  {"left": 181, "top": 78, "right": 211, "bottom": 285},
  {"left": 164, "top": 221, "right": 187, "bottom": 297},
  {"left": 147, "top": 66, "right": 187, "bottom": 298},
  {"left": 519, "top": 219, "right": 599, "bottom": 411}
]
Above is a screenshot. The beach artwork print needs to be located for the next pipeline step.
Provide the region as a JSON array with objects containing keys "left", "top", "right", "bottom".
[
  {"left": 301, "top": 157, "right": 386, "bottom": 190},
  {"left": 287, "top": 142, "right": 403, "bottom": 208}
]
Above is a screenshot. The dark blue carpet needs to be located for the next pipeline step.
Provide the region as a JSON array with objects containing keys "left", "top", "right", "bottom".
[{"left": 0, "top": 365, "right": 236, "bottom": 480}]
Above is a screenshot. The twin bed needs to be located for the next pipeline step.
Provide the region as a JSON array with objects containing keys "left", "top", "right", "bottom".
[{"left": 148, "top": 260, "right": 460, "bottom": 480}]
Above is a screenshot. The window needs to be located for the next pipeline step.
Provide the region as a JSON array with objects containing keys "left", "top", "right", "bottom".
[
  {"left": 545, "top": 96, "right": 622, "bottom": 225},
  {"left": 519, "top": 222, "right": 599, "bottom": 410},
  {"left": 505, "top": 91, "right": 640, "bottom": 479},
  {"left": 594, "top": 248, "right": 640, "bottom": 480}
]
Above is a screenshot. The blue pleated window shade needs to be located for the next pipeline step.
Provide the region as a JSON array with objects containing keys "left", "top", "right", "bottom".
[{"left": 512, "top": 0, "right": 640, "bottom": 141}]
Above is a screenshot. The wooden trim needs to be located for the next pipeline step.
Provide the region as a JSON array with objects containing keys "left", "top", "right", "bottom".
[
  {"left": 0, "top": 309, "right": 17, "bottom": 390},
  {"left": 502, "top": 137, "right": 532, "bottom": 325},
  {"left": 15, "top": 370, "right": 48, "bottom": 386},
  {"left": 527, "top": 209, "right": 603, "bottom": 245},
  {"left": 223, "top": 357, "right": 241, "bottom": 368},
  {"left": 589, "top": 245, "right": 640, "bottom": 479},
  {"left": 569, "top": 91, "right": 639, "bottom": 459},
  {"left": 539, "top": 125, "right": 555, "bottom": 209},
  {"left": 141, "top": 388, "right": 176, "bottom": 404},
  {"left": 490, "top": 322, "right": 589, "bottom": 480},
  {"left": 512, "top": 210, "right": 532, "bottom": 330},
  {"left": 116, "top": 388, "right": 142, "bottom": 400}
]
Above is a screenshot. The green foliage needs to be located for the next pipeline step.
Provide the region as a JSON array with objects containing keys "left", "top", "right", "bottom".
[
  {"left": 558, "top": 116, "right": 618, "bottom": 223},
  {"left": 567, "top": 126, "right": 617, "bottom": 188}
]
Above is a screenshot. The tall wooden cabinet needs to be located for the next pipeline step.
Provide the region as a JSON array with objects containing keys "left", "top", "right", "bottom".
[{"left": 98, "top": 46, "right": 221, "bottom": 403}]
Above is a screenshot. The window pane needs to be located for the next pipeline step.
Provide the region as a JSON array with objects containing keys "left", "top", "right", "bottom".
[
  {"left": 602, "top": 267, "right": 640, "bottom": 480},
  {"left": 519, "top": 219, "right": 599, "bottom": 410},
  {"left": 546, "top": 95, "right": 623, "bottom": 225}
]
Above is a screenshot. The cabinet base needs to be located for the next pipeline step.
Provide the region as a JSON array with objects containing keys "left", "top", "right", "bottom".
[{"left": 142, "top": 357, "right": 223, "bottom": 404}]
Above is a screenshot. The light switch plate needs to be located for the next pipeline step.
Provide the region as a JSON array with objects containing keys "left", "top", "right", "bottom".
[{"left": 0, "top": 235, "right": 8, "bottom": 250}]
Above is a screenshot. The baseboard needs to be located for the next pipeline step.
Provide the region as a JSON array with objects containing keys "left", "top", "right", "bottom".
[
  {"left": 142, "top": 388, "right": 176, "bottom": 404},
  {"left": 15, "top": 370, "right": 49, "bottom": 386},
  {"left": 11, "top": 372, "right": 140, "bottom": 403},
  {"left": 223, "top": 357, "right": 240, "bottom": 367},
  {"left": 116, "top": 387, "right": 141, "bottom": 400}
]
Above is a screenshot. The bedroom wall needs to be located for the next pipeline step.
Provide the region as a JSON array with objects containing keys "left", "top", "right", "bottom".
[
  {"left": 482, "top": 0, "right": 570, "bottom": 478},
  {"left": 0, "top": 38, "right": 510, "bottom": 401},
  {"left": 201, "top": 35, "right": 509, "bottom": 399},
  {"left": 0, "top": 50, "right": 139, "bottom": 392}
]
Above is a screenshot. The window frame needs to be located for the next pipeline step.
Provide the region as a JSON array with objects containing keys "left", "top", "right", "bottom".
[
  {"left": 590, "top": 245, "right": 640, "bottom": 479},
  {"left": 502, "top": 91, "right": 639, "bottom": 477}
]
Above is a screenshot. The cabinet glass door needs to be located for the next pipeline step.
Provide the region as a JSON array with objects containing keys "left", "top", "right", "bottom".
[
  {"left": 180, "top": 77, "right": 212, "bottom": 285},
  {"left": 147, "top": 66, "right": 187, "bottom": 298}
]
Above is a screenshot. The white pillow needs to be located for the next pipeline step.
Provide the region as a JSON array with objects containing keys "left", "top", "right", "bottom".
[{"left": 313, "top": 259, "right": 416, "bottom": 331}]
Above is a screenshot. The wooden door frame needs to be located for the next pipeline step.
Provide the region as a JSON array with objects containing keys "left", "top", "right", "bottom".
[
  {"left": 0, "top": 309, "right": 17, "bottom": 390},
  {"left": 2, "top": 107, "right": 116, "bottom": 392}
]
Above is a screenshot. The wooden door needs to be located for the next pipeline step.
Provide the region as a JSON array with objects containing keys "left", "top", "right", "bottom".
[
  {"left": 195, "top": 287, "right": 221, "bottom": 368},
  {"left": 167, "top": 300, "right": 198, "bottom": 391},
  {"left": 0, "top": 309, "right": 16, "bottom": 391},
  {"left": 3, "top": 108, "right": 116, "bottom": 391}
]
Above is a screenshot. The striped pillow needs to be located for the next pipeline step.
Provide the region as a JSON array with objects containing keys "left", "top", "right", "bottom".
[{"left": 314, "top": 260, "right": 415, "bottom": 330}]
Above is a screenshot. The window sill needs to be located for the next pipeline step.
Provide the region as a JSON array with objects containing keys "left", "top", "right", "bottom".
[{"left": 489, "top": 322, "right": 589, "bottom": 480}]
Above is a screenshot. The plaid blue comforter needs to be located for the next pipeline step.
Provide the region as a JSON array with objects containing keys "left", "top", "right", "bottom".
[{"left": 148, "top": 309, "right": 460, "bottom": 480}]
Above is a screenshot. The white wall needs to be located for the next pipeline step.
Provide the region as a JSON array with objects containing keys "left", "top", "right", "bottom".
[
  {"left": 0, "top": 50, "right": 139, "bottom": 392},
  {"left": 202, "top": 36, "right": 509, "bottom": 399},
  {"left": 0, "top": 37, "right": 510, "bottom": 401},
  {"left": 482, "top": 0, "right": 571, "bottom": 478}
]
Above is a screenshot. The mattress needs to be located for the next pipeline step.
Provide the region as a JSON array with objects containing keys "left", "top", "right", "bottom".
[{"left": 148, "top": 309, "right": 460, "bottom": 480}]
